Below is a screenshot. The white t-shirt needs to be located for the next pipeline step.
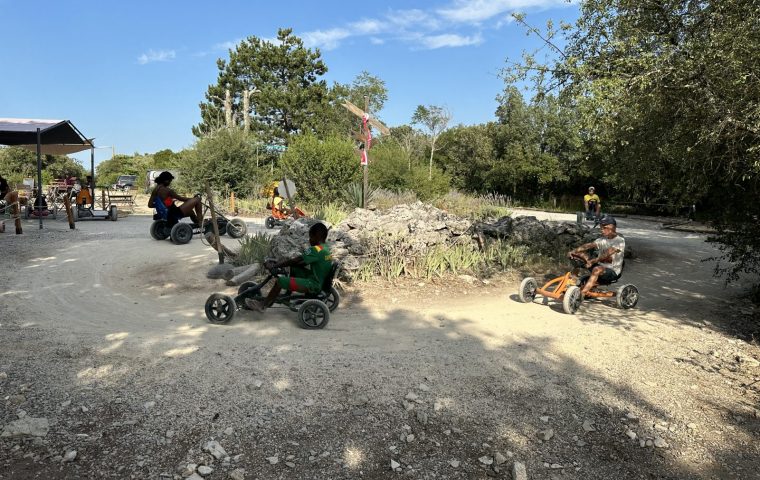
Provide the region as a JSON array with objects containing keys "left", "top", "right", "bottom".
[{"left": 594, "top": 235, "right": 625, "bottom": 275}]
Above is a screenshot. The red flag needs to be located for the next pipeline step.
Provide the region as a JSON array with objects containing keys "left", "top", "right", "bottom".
[
  {"left": 360, "top": 149, "right": 368, "bottom": 166},
  {"left": 363, "top": 114, "right": 372, "bottom": 149}
]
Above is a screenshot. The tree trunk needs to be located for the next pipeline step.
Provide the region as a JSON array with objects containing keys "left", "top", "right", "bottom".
[
  {"left": 428, "top": 142, "right": 435, "bottom": 181},
  {"left": 243, "top": 89, "right": 251, "bottom": 133},
  {"left": 224, "top": 89, "right": 233, "bottom": 128}
]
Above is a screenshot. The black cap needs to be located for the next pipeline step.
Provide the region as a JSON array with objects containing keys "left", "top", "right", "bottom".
[{"left": 599, "top": 215, "right": 616, "bottom": 226}]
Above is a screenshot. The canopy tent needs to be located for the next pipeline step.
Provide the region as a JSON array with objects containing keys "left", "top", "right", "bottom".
[{"left": 0, "top": 118, "right": 94, "bottom": 229}]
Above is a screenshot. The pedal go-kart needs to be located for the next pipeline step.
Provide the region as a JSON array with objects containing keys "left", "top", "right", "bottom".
[
  {"left": 150, "top": 195, "right": 247, "bottom": 244},
  {"left": 204, "top": 262, "right": 341, "bottom": 329},
  {"left": 265, "top": 204, "right": 307, "bottom": 229},
  {"left": 517, "top": 253, "right": 639, "bottom": 314}
]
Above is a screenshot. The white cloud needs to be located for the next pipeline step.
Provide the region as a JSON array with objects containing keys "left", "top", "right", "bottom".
[
  {"left": 137, "top": 49, "right": 176, "bottom": 65},
  {"left": 418, "top": 33, "right": 483, "bottom": 49},
  {"left": 214, "top": 39, "right": 243, "bottom": 51},
  {"left": 388, "top": 9, "right": 440, "bottom": 30},
  {"left": 349, "top": 19, "right": 387, "bottom": 35},
  {"left": 301, "top": 28, "right": 351, "bottom": 50},
  {"left": 370, "top": 37, "right": 385, "bottom": 45},
  {"left": 438, "top": 0, "right": 567, "bottom": 23}
]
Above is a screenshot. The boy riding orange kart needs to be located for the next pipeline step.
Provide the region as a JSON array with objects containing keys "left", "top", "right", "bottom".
[{"left": 265, "top": 187, "right": 306, "bottom": 229}]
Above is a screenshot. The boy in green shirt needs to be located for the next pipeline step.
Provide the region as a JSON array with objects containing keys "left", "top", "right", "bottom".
[{"left": 246, "top": 222, "right": 332, "bottom": 312}]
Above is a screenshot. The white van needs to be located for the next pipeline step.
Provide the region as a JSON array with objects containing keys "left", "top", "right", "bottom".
[{"left": 145, "top": 170, "right": 179, "bottom": 193}]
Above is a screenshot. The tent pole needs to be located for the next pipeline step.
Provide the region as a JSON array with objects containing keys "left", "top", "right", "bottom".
[
  {"left": 90, "top": 147, "right": 95, "bottom": 208},
  {"left": 37, "top": 128, "right": 43, "bottom": 230}
]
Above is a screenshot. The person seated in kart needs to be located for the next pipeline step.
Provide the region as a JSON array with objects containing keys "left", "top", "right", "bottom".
[
  {"left": 246, "top": 222, "right": 332, "bottom": 312},
  {"left": 147, "top": 171, "right": 202, "bottom": 226},
  {"left": 271, "top": 187, "right": 291, "bottom": 217},
  {"left": 583, "top": 186, "right": 601, "bottom": 220},
  {"left": 567, "top": 215, "right": 625, "bottom": 298}
]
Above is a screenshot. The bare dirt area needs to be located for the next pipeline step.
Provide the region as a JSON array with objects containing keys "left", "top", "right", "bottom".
[{"left": 1, "top": 212, "right": 758, "bottom": 480}]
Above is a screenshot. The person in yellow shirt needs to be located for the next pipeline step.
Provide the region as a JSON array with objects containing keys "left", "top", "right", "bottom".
[{"left": 583, "top": 186, "right": 601, "bottom": 220}]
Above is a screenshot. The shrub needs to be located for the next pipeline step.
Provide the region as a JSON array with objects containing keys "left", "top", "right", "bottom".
[
  {"left": 280, "top": 135, "right": 360, "bottom": 205},
  {"left": 408, "top": 165, "right": 450, "bottom": 201},
  {"left": 342, "top": 182, "right": 380, "bottom": 208},
  {"left": 234, "top": 232, "right": 272, "bottom": 267},
  {"left": 311, "top": 203, "right": 349, "bottom": 226},
  {"left": 373, "top": 189, "right": 418, "bottom": 210}
]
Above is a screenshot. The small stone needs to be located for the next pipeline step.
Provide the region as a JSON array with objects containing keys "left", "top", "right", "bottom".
[
  {"left": 0, "top": 372, "right": 6, "bottom": 380},
  {"left": 80, "top": 405, "right": 88, "bottom": 413},
  {"left": 1, "top": 416, "right": 49, "bottom": 437},
  {"left": 539, "top": 428, "right": 554, "bottom": 441},
  {"left": 165, "top": 430, "right": 175, "bottom": 438},
  {"left": 406, "top": 434, "right": 415, "bottom": 443},
  {"left": 224, "top": 427, "right": 234, "bottom": 436},
  {"left": 434, "top": 402, "right": 443, "bottom": 412},
  {"left": 186, "top": 474, "right": 204, "bottom": 480},
  {"left": 63, "top": 450, "right": 77, "bottom": 462},
  {"left": 626, "top": 430, "right": 637, "bottom": 440},
  {"left": 687, "top": 423, "right": 697, "bottom": 430},
  {"left": 654, "top": 437, "right": 669, "bottom": 448},
  {"left": 402, "top": 400, "right": 415, "bottom": 411},
  {"left": 550, "top": 463, "right": 563, "bottom": 469},
  {"left": 449, "top": 459, "right": 460, "bottom": 468},
  {"left": 576, "top": 440, "right": 587, "bottom": 447},
  {"left": 645, "top": 439, "right": 653, "bottom": 447},
  {"left": 582, "top": 420, "right": 596, "bottom": 432},
  {"left": 143, "top": 401, "right": 155, "bottom": 410},
  {"left": 443, "top": 429, "right": 451, "bottom": 436},
  {"left": 479, "top": 456, "right": 493, "bottom": 465},
  {"left": 285, "top": 462, "right": 295, "bottom": 468},
  {"left": 266, "top": 456, "right": 279, "bottom": 465},
  {"left": 418, "top": 383, "right": 430, "bottom": 392},
  {"left": 625, "top": 412, "right": 639, "bottom": 421},
  {"left": 405, "top": 392, "right": 419, "bottom": 401},
  {"left": 639, "top": 439, "right": 646, "bottom": 448},
  {"left": 197, "top": 465, "right": 213, "bottom": 476},
  {"left": 494, "top": 452, "right": 507, "bottom": 465},
  {"left": 229, "top": 468, "right": 246, "bottom": 480},
  {"left": 512, "top": 461, "right": 528, "bottom": 480},
  {"left": 304, "top": 398, "right": 315, "bottom": 407},
  {"left": 540, "top": 416, "right": 550, "bottom": 423},
  {"left": 416, "top": 411, "right": 428, "bottom": 425},
  {"left": 391, "top": 460, "right": 400, "bottom": 470},
  {"left": 60, "top": 400, "right": 71, "bottom": 408},
  {"left": 204, "top": 440, "right": 228, "bottom": 459},
  {"left": 253, "top": 380, "right": 263, "bottom": 389}
]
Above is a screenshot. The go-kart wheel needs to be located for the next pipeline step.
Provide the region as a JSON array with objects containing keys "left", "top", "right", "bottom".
[
  {"left": 71, "top": 205, "right": 78, "bottom": 222},
  {"left": 563, "top": 285, "right": 583, "bottom": 314},
  {"left": 203, "top": 218, "right": 228, "bottom": 236},
  {"left": 170, "top": 223, "right": 193, "bottom": 244},
  {"left": 205, "top": 293, "right": 237, "bottom": 324},
  {"left": 518, "top": 277, "right": 538, "bottom": 303},
  {"left": 616, "top": 284, "right": 639, "bottom": 309},
  {"left": 265, "top": 216, "right": 276, "bottom": 229},
  {"left": 227, "top": 218, "right": 248, "bottom": 238},
  {"left": 150, "top": 220, "right": 170, "bottom": 240},
  {"left": 324, "top": 287, "right": 340, "bottom": 312},
  {"left": 237, "top": 281, "right": 262, "bottom": 310},
  {"left": 298, "top": 299, "right": 330, "bottom": 329},
  {"left": 24, "top": 205, "right": 30, "bottom": 219},
  {"left": 109, "top": 205, "right": 118, "bottom": 221}
]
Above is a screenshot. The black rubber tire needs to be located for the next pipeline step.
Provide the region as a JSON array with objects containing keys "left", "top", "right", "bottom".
[
  {"left": 24, "top": 205, "right": 30, "bottom": 219},
  {"left": 109, "top": 205, "right": 118, "bottom": 221},
  {"left": 563, "top": 285, "right": 583, "bottom": 314},
  {"left": 227, "top": 218, "right": 247, "bottom": 238},
  {"left": 265, "top": 216, "right": 276, "bottom": 229},
  {"left": 518, "top": 277, "right": 538, "bottom": 303},
  {"left": 324, "top": 287, "right": 340, "bottom": 312},
  {"left": 203, "top": 219, "right": 228, "bottom": 236},
  {"left": 616, "top": 284, "right": 640, "bottom": 309},
  {"left": 150, "top": 220, "right": 169, "bottom": 240},
  {"left": 71, "top": 206, "right": 78, "bottom": 222},
  {"left": 205, "top": 293, "right": 237, "bottom": 324},
  {"left": 298, "top": 300, "right": 330, "bottom": 329},
  {"left": 170, "top": 222, "right": 193, "bottom": 244},
  {"left": 237, "top": 282, "right": 262, "bottom": 309}
]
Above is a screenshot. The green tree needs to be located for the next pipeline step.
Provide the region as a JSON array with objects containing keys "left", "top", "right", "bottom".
[
  {"left": 368, "top": 142, "right": 411, "bottom": 191},
  {"left": 412, "top": 105, "right": 452, "bottom": 180},
  {"left": 437, "top": 124, "right": 497, "bottom": 192},
  {"left": 279, "top": 135, "right": 359, "bottom": 205},
  {"left": 193, "top": 28, "right": 330, "bottom": 145}
]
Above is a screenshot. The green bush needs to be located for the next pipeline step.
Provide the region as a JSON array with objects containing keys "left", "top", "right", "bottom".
[
  {"left": 311, "top": 203, "right": 349, "bottom": 226},
  {"left": 368, "top": 142, "right": 411, "bottom": 191},
  {"left": 408, "top": 165, "right": 450, "bottom": 201},
  {"left": 280, "top": 135, "right": 360, "bottom": 205},
  {"left": 234, "top": 232, "right": 273, "bottom": 267},
  {"left": 373, "top": 189, "right": 418, "bottom": 210}
]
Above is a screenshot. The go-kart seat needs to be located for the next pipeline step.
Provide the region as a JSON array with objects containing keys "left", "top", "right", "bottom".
[
  {"left": 581, "top": 260, "right": 625, "bottom": 287},
  {"left": 153, "top": 199, "right": 182, "bottom": 226},
  {"left": 321, "top": 262, "right": 340, "bottom": 293}
]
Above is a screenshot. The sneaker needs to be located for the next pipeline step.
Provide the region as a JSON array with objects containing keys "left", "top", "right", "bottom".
[{"left": 245, "top": 298, "right": 265, "bottom": 312}]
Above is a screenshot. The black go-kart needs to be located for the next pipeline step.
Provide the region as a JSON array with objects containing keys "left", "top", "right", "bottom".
[
  {"left": 205, "top": 262, "right": 341, "bottom": 329},
  {"left": 150, "top": 196, "right": 247, "bottom": 244}
]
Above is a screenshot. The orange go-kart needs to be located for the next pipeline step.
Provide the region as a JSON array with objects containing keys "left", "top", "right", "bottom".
[
  {"left": 517, "top": 253, "right": 639, "bottom": 314},
  {"left": 264, "top": 200, "right": 306, "bottom": 229}
]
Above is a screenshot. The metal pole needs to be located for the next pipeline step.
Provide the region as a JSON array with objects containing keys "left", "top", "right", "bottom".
[
  {"left": 36, "top": 128, "right": 42, "bottom": 229},
  {"left": 90, "top": 147, "right": 95, "bottom": 208}
]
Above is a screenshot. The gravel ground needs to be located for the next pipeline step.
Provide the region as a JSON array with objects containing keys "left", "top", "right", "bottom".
[{"left": 0, "top": 211, "right": 758, "bottom": 480}]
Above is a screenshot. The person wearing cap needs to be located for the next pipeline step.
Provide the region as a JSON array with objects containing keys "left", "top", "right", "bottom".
[
  {"left": 148, "top": 171, "right": 202, "bottom": 226},
  {"left": 583, "top": 187, "right": 601, "bottom": 220},
  {"left": 568, "top": 215, "right": 625, "bottom": 297}
]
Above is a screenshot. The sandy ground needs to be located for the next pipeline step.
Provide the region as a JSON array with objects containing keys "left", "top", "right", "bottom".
[{"left": 0, "top": 210, "right": 758, "bottom": 480}]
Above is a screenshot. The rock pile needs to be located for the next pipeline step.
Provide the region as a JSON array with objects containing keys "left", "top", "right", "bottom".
[{"left": 268, "top": 204, "right": 597, "bottom": 277}]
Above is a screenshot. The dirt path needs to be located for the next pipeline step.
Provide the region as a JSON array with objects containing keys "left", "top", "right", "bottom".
[{"left": 0, "top": 213, "right": 758, "bottom": 479}]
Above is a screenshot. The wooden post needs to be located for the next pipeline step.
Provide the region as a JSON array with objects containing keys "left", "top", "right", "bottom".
[
  {"left": 205, "top": 181, "right": 224, "bottom": 264},
  {"left": 363, "top": 95, "right": 369, "bottom": 209},
  {"left": 12, "top": 199, "right": 22, "bottom": 234},
  {"left": 63, "top": 194, "right": 75, "bottom": 229},
  {"left": 101, "top": 188, "right": 106, "bottom": 210},
  {"left": 230, "top": 191, "right": 236, "bottom": 214}
]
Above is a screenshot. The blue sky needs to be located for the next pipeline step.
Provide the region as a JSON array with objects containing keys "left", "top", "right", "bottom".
[{"left": 0, "top": 0, "right": 579, "bottom": 165}]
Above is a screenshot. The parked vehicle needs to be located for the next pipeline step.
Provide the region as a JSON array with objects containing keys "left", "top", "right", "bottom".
[{"left": 113, "top": 175, "right": 137, "bottom": 191}]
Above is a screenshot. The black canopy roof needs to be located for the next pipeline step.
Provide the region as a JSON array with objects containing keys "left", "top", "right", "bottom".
[{"left": 0, "top": 118, "right": 93, "bottom": 152}]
